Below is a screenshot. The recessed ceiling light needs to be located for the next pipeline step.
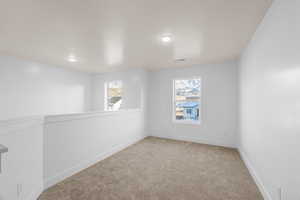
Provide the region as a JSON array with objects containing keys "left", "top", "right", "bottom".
[
  {"left": 67, "top": 54, "right": 77, "bottom": 63},
  {"left": 161, "top": 35, "right": 172, "bottom": 43}
]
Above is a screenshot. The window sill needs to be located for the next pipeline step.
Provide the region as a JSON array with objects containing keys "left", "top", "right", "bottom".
[{"left": 172, "top": 120, "right": 201, "bottom": 125}]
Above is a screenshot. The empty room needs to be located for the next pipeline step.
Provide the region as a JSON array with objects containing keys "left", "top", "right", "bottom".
[{"left": 0, "top": 0, "right": 299, "bottom": 199}]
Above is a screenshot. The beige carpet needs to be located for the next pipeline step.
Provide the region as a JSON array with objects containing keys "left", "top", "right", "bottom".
[{"left": 39, "top": 137, "right": 263, "bottom": 200}]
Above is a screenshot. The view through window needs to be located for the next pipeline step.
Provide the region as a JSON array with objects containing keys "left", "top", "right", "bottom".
[
  {"left": 174, "top": 78, "right": 201, "bottom": 123},
  {"left": 105, "top": 80, "right": 123, "bottom": 111}
]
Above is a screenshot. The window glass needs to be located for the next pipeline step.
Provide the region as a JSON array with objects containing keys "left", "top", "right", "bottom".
[
  {"left": 174, "top": 79, "right": 201, "bottom": 122},
  {"left": 105, "top": 80, "right": 122, "bottom": 111}
]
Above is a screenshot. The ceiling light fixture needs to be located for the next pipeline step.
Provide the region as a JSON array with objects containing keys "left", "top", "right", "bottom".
[
  {"left": 161, "top": 35, "right": 172, "bottom": 43},
  {"left": 67, "top": 54, "right": 78, "bottom": 63}
]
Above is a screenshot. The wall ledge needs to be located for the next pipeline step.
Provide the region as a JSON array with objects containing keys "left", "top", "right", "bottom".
[
  {"left": 44, "top": 109, "right": 142, "bottom": 124},
  {"left": 0, "top": 109, "right": 142, "bottom": 133}
]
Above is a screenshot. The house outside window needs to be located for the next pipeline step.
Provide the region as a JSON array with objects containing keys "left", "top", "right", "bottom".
[
  {"left": 105, "top": 80, "right": 123, "bottom": 111},
  {"left": 173, "top": 78, "right": 201, "bottom": 124}
]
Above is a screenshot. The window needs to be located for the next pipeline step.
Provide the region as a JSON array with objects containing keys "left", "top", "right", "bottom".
[
  {"left": 105, "top": 80, "right": 123, "bottom": 111},
  {"left": 173, "top": 78, "right": 201, "bottom": 124}
]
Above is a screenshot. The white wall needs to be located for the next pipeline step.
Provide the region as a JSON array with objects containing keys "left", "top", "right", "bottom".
[
  {"left": 0, "top": 117, "right": 44, "bottom": 200},
  {"left": 148, "top": 62, "right": 238, "bottom": 148},
  {"left": 0, "top": 55, "right": 92, "bottom": 120},
  {"left": 44, "top": 109, "right": 146, "bottom": 189},
  {"left": 91, "top": 69, "right": 148, "bottom": 111},
  {"left": 239, "top": 0, "right": 300, "bottom": 199}
]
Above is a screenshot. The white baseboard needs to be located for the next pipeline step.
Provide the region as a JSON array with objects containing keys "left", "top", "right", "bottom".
[
  {"left": 150, "top": 134, "right": 236, "bottom": 149},
  {"left": 238, "top": 148, "right": 272, "bottom": 200},
  {"left": 44, "top": 135, "right": 146, "bottom": 189}
]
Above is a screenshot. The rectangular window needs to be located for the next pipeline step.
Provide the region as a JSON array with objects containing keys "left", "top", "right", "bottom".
[
  {"left": 173, "top": 78, "right": 201, "bottom": 124},
  {"left": 105, "top": 80, "right": 123, "bottom": 111}
]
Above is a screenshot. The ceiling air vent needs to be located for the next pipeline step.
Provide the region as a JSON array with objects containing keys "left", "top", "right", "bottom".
[{"left": 175, "top": 58, "right": 186, "bottom": 62}]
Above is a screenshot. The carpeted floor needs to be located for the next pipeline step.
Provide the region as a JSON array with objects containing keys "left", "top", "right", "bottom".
[{"left": 39, "top": 137, "right": 263, "bottom": 200}]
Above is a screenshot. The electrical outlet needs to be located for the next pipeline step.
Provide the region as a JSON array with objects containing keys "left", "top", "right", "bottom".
[{"left": 17, "top": 184, "right": 22, "bottom": 198}]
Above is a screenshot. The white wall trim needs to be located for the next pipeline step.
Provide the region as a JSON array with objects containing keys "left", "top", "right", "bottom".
[
  {"left": 0, "top": 116, "right": 44, "bottom": 135},
  {"left": 44, "top": 134, "right": 147, "bottom": 189},
  {"left": 150, "top": 134, "right": 236, "bottom": 149},
  {"left": 238, "top": 148, "right": 272, "bottom": 200},
  {"left": 45, "top": 109, "right": 141, "bottom": 124}
]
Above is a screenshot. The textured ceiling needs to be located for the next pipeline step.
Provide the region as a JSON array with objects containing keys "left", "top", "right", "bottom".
[{"left": 0, "top": 0, "right": 273, "bottom": 73}]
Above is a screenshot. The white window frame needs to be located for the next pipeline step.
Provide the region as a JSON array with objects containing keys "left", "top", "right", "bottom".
[
  {"left": 104, "top": 80, "right": 123, "bottom": 111},
  {"left": 172, "top": 77, "right": 201, "bottom": 125}
]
